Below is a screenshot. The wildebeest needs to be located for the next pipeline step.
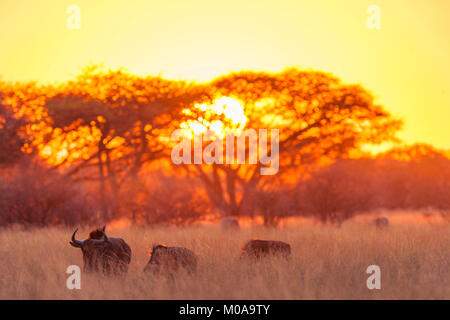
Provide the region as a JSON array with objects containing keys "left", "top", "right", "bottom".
[
  {"left": 221, "top": 216, "right": 240, "bottom": 231},
  {"left": 144, "top": 244, "right": 198, "bottom": 275},
  {"left": 69, "top": 225, "right": 131, "bottom": 275},
  {"left": 423, "top": 212, "right": 433, "bottom": 220},
  {"left": 373, "top": 217, "right": 390, "bottom": 229},
  {"left": 240, "top": 239, "right": 291, "bottom": 259}
]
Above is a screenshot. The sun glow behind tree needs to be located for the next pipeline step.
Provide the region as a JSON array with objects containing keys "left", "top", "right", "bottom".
[{"left": 180, "top": 96, "right": 247, "bottom": 138}]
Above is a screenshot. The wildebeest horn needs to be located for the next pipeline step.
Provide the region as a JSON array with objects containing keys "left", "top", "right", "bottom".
[
  {"left": 102, "top": 228, "right": 109, "bottom": 243},
  {"left": 70, "top": 228, "right": 83, "bottom": 248},
  {"left": 102, "top": 225, "right": 106, "bottom": 233}
]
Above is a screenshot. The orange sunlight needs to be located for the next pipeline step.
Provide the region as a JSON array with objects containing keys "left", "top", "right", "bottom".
[
  {"left": 181, "top": 96, "right": 247, "bottom": 137},
  {"left": 0, "top": 0, "right": 449, "bottom": 150}
]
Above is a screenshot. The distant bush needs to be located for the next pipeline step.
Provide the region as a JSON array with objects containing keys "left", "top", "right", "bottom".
[
  {"left": 295, "top": 159, "right": 376, "bottom": 225},
  {"left": 293, "top": 147, "right": 450, "bottom": 225},
  {"left": 0, "top": 159, "right": 100, "bottom": 227},
  {"left": 118, "top": 172, "right": 212, "bottom": 226}
]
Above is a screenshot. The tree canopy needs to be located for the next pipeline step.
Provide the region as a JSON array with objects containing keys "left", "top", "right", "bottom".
[{"left": 4, "top": 66, "right": 437, "bottom": 227}]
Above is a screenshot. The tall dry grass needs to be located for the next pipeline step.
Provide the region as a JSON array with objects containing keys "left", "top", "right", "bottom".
[{"left": 1, "top": 216, "right": 449, "bottom": 299}]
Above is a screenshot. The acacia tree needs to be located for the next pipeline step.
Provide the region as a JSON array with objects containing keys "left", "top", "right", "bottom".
[
  {"left": 0, "top": 81, "right": 55, "bottom": 164},
  {"left": 296, "top": 159, "right": 377, "bottom": 225},
  {"left": 377, "top": 144, "right": 450, "bottom": 211},
  {"left": 182, "top": 69, "right": 402, "bottom": 220},
  {"left": 0, "top": 98, "right": 25, "bottom": 166},
  {"left": 44, "top": 67, "right": 206, "bottom": 219}
]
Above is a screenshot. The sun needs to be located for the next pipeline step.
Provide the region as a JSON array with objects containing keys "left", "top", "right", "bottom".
[{"left": 181, "top": 96, "right": 247, "bottom": 138}]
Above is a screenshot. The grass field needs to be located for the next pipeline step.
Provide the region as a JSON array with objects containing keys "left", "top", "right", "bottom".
[{"left": 1, "top": 213, "right": 449, "bottom": 299}]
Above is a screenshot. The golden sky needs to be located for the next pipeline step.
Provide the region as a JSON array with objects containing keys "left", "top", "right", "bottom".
[{"left": 0, "top": 0, "right": 449, "bottom": 149}]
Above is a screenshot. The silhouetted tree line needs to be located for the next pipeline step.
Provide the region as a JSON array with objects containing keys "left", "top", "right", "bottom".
[
  {"left": 0, "top": 67, "right": 448, "bottom": 227},
  {"left": 295, "top": 145, "right": 450, "bottom": 225}
]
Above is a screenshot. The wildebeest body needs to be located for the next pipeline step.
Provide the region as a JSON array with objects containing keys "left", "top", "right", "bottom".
[
  {"left": 373, "top": 217, "right": 390, "bottom": 229},
  {"left": 70, "top": 226, "right": 131, "bottom": 275},
  {"left": 241, "top": 239, "right": 291, "bottom": 259},
  {"left": 221, "top": 216, "right": 240, "bottom": 231},
  {"left": 144, "top": 244, "right": 198, "bottom": 275}
]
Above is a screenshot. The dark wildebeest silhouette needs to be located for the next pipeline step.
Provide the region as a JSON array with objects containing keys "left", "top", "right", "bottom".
[
  {"left": 373, "top": 217, "right": 390, "bottom": 229},
  {"left": 144, "top": 244, "right": 198, "bottom": 275},
  {"left": 70, "top": 225, "right": 131, "bottom": 275},
  {"left": 240, "top": 239, "right": 291, "bottom": 259},
  {"left": 221, "top": 216, "right": 240, "bottom": 231}
]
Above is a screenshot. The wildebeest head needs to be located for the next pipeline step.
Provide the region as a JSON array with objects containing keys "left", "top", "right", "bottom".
[{"left": 70, "top": 226, "right": 111, "bottom": 272}]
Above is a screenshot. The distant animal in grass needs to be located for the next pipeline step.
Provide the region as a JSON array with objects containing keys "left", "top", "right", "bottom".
[
  {"left": 144, "top": 244, "right": 198, "bottom": 275},
  {"left": 221, "top": 216, "right": 240, "bottom": 231},
  {"left": 422, "top": 212, "right": 433, "bottom": 220},
  {"left": 373, "top": 217, "right": 390, "bottom": 229},
  {"left": 240, "top": 239, "right": 291, "bottom": 259}
]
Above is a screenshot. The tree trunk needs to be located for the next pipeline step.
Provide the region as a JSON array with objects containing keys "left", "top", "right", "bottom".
[
  {"left": 105, "top": 148, "right": 120, "bottom": 219},
  {"left": 97, "top": 141, "right": 108, "bottom": 219},
  {"left": 225, "top": 169, "right": 239, "bottom": 216}
]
